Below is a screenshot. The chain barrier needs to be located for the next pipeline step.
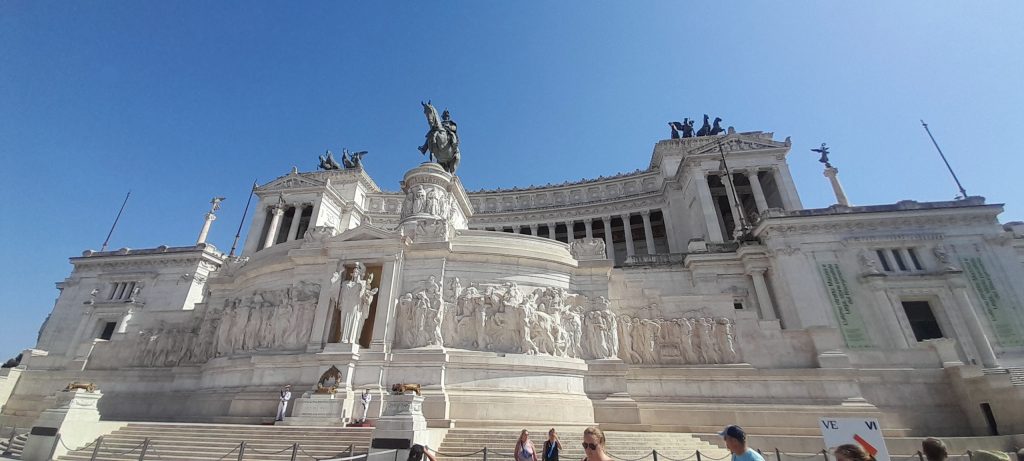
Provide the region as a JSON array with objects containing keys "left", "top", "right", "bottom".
[
  {"left": 246, "top": 443, "right": 299, "bottom": 455},
  {"left": 696, "top": 452, "right": 732, "bottom": 461},
  {"left": 210, "top": 443, "right": 241, "bottom": 461},
  {"left": 300, "top": 444, "right": 371, "bottom": 461},
  {"left": 435, "top": 448, "right": 488, "bottom": 457},
  {"left": 657, "top": 452, "right": 699, "bottom": 461},
  {"left": 607, "top": 451, "right": 657, "bottom": 461}
]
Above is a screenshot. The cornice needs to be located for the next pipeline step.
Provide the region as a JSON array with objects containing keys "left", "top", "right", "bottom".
[{"left": 754, "top": 204, "right": 1001, "bottom": 238}]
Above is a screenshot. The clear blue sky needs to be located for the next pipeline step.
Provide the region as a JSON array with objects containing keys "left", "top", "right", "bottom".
[{"left": 2, "top": 2, "right": 1023, "bottom": 357}]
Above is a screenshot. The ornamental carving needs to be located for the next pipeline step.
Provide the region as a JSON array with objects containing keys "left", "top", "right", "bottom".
[{"left": 570, "top": 238, "right": 607, "bottom": 261}]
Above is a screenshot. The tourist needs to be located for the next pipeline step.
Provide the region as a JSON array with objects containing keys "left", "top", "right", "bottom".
[
  {"left": 408, "top": 444, "right": 438, "bottom": 461},
  {"left": 719, "top": 425, "right": 764, "bottom": 461},
  {"left": 543, "top": 428, "right": 562, "bottom": 461},
  {"left": 275, "top": 385, "right": 292, "bottom": 421},
  {"left": 921, "top": 438, "right": 947, "bottom": 461},
  {"left": 833, "top": 444, "right": 875, "bottom": 461},
  {"left": 582, "top": 426, "right": 612, "bottom": 461},
  {"left": 515, "top": 429, "right": 537, "bottom": 461}
]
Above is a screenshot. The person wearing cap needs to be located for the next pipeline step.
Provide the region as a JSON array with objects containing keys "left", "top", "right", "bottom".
[
  {"left": 719, "top": 425, "right": 764, "bottom": 461},
  {"left": 276, "top": 385, "right": 292, "bottom": 421}
]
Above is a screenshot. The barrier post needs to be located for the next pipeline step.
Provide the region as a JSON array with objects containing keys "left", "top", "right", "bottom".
[
  {"left": 917, "top": 451, "right": 924, "bottom": 461},
  {"left": 290, "top": 443, "right": 298, "bottom": 461},
  {"left": 776, "top": 448, "right": 782, "bottom": 461},
  {"left": 653, "top": 449, "right": 660, "bottom": 461},
  {"left": 90, "top": 436, "right": 104, "bottom": 461},
  {"left": 349, "top": 443, "right": 355, "bottom": 459},
  {"left": 484, "top": 446, "right": 489, "bottom": 461},
  {"left": 822, "top": 449, "right": 829, "bottom": 461},
  {"left": 138, "top": 438, "right": 150, "bottom": 460},
  {"left": 237, "top": 441, "right": 246, "bottom": 461},
  {"left": 697, "top": 449, "right": 703, "bottom": 461}
]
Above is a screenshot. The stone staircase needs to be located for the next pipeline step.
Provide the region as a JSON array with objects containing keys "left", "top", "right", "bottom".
[
  {"left": 1, "top": 431, "right": 29, "bottom": 459},
  {"left": 55, "top": 423, "right": 373, "bottom": 460},
  {"left": 436, "top": 428, "right": 731, "bottom": 461},
  {"left": 981, "top": 367, "right": 1024, "bottom": 386}
]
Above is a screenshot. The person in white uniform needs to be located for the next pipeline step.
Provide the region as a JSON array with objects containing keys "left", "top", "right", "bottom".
[
  {"left": 276, "top": 385, "right": 292, "bottom": 421},
  {"left": 359, "top": 388, "right": 372, "bottom": 422}
]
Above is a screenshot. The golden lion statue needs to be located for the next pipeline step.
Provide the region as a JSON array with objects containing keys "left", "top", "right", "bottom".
[
  {"left": 64, "top": 382, "right": 97, "bottom": 392},
  {"left": 390, "top": 383, "right": 421, "bottom": 396}
]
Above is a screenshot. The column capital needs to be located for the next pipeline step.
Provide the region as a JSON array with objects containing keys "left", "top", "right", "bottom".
[
  {"left": 601, "top": 216, "right": 612, "bottom": 222},
  {"left": 270, "top": 206, "right": 286, "bottom": 216},
  {"left": 745, "top": 266, "right": 768, "bottom": 276},
  {"left": 583, "top": 217, "right": 594, "bottom": 224},
  {"left": 640, "top": 209, "right": 651, "bottom": 217},
  {"left": 745, "top": 168, "right": 761, "bottom": 177},
  {"left": 620, "top": 212, "right": 631, "bottom": 219}
]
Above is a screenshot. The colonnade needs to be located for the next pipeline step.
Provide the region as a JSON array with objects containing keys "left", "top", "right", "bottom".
[{"left": 474, "top": 209, "right": 667, "bottom": 262}]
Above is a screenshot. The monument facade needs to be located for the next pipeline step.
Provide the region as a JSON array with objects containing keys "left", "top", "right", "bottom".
[{"left": 3, "top": 106, "right": 1024, "bottom": 437}]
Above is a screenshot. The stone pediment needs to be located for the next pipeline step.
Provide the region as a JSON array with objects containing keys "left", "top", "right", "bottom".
[
  {"left": 687, "top": 135, "right": 786, "bottom": 156},
  {"left": 333, "top": 224, "right": 399, "bottom": 242},
  {"left": 260, "top": 173, "right": 326, "bottom": 192}
]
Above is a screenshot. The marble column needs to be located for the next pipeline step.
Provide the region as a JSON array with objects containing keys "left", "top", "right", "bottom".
[
  {"left": 547, "top": 222, "right": 557, "bottom": 239},
  {"left": 720, "top": 171, "right": 746, "bottom": 238},
  {"left": 602, "top": 217, "right": 614, "bottom": 260},
  {"left": 263, "top": 205, "right": 286, "bottom": 249},
  {"left": 696, "top": 172, "right": 724, "bottom": 243},
  {"left": 197, "top": 211, "right": 217, "bottom": 245},
  {"left": 746, "top": 169, "right": 769, "bottom": 213},
  {"left": 565, "top": 221, "right": 575, "bottom": 243},
  {"left": 309, "top": 194, "right": 324, "bottom": 228},
  {"left": 747, "top": 268, "right": 777, "bottom": 321},
  {"left": 823, "top": 167, "right": 850, "bottom": 206},
  {"left": 949, "top": 276, "right": 1000, "bottom": 367},
  {"left": 584, "top": 219, "right": 594, "bottom": 239},
  {"left": 620, "top": 214, "right": 636, "bottom": 259},
  {"left": 529, "top": 224, "right": 538, "bottom": 236},
  {"left": 640, "top": 211, "right": 657, "bottom": 255},
  {"left": 287, "top": 206, "right": 303, "bottom": 241}
]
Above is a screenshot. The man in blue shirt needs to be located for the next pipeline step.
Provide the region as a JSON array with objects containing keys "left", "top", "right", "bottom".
[{"left": 719, "top": 425, "right": 765, "bottom": 461}]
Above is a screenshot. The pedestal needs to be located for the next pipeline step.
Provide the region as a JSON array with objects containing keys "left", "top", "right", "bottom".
[
  {"left": 368, "top": 394, "right": 428, "bottom": 461},
  {"left": 585, "top": 359, "right": 641, "bottom": 428},
  {"left": 279, "top": 392, "right": 355, "bottom": 426},
  {"left": 23, "top": 389, "right": 108, "bottom": 461}
]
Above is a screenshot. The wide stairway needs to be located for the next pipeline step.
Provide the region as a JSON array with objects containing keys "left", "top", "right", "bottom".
[
  {"left": 56, "top": 423, "right": 373, "bottom": 461},
  {"left": 436, "top": 428, "right": 731, "bottom": 461}
]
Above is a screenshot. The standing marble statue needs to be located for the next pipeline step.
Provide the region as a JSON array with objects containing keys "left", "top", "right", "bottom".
[{"left": 339, "top": 262, "right": 377, "bottom": 344}]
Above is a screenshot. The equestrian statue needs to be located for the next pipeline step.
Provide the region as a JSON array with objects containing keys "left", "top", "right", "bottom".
[{"left": 418, "top": 100, "right": 461, "bottom": 174}]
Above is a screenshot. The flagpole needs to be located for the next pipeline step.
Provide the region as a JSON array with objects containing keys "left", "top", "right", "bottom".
[
  {"left": 229, "top": 180, "right": 258, "bottom": 257},
  {"left": 100, "top": 190, "right": 131, "bottom": 252},
  {"left": 921, "top": 120, "right": 968, "bottom": 199}
]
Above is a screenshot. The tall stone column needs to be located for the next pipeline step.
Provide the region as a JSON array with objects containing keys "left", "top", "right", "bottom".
[
  {"left": 263, "top": 204, "right": 286, "bottom": 249},
  {"left": 584, "top": 219, "right": 594, "bottom": 239},
  {"left": 949, "top": 276, "right": 999, "bottom": 367},
  {"left": 720, "top": 171, "right": 746, "bottom": 238},
  {"left": 197, "top": 197, "right": 224, "bottom": 245},
  {"left": 529, "top": 224, "right": 538, "bottom": 236},
  {"left": 602, "top": 217, "right": 614, "bottom": 260},
  {"left": 565, "top": 221, "right": 575, "bottom": 243},
  {"left": 547, "top": 222, "right": 557, "bottom": 239},
  {"left": 287, "top": 206, "right": 303, "bottom": 241},
  {"left": 620, "top": 213, "right": 636, "bottom": 259},
  {"left": 641, "top": 210, "right": 657, "bottom": 255},
  {"left": 747, "top": 268, "right": 777, "bottom": 321},
  {"left": 696, "top": 172, "right": 724, "bottom": 243},
  {"left": 370, "top": 258, "right": 401, "bottom": 352},
  {"left": 746, "top": 169, "right": 769, "bottom": 213},
  {"left": 823, "top": 167, "right": 850, "bottom": 206}
]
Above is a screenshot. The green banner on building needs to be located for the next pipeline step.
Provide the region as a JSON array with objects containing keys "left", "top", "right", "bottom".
[
  {"left": 818, "top": 262, "right": 873, "bottom": 349},
  {"left": 959, "top": 257, "right": 1024, "bottom": 347}
]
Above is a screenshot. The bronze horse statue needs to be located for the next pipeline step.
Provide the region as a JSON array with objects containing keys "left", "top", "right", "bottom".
[{"left": 418, "top": 101, "right": 461, "bottom": 174}]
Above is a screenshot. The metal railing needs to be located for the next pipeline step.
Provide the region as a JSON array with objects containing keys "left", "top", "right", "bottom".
[{"left": 64, "top": 436, "right": 363, "bottom": 461}]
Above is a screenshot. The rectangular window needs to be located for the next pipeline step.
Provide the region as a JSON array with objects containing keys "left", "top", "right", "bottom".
[
  {"left": 907, "top": 248, "right": 924, "bottom": 271},
  {"left": 98, "top": 322, "right": 117, "bottom": 340},
  {"left": 891, "top": 249, "right": 908, "bottom": 271},
  {"left": 901, "top": 301, "right": 943, "bottom": 341},
  {"left": 875, "top": 250, "right": 892, "bottom": 272}
]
